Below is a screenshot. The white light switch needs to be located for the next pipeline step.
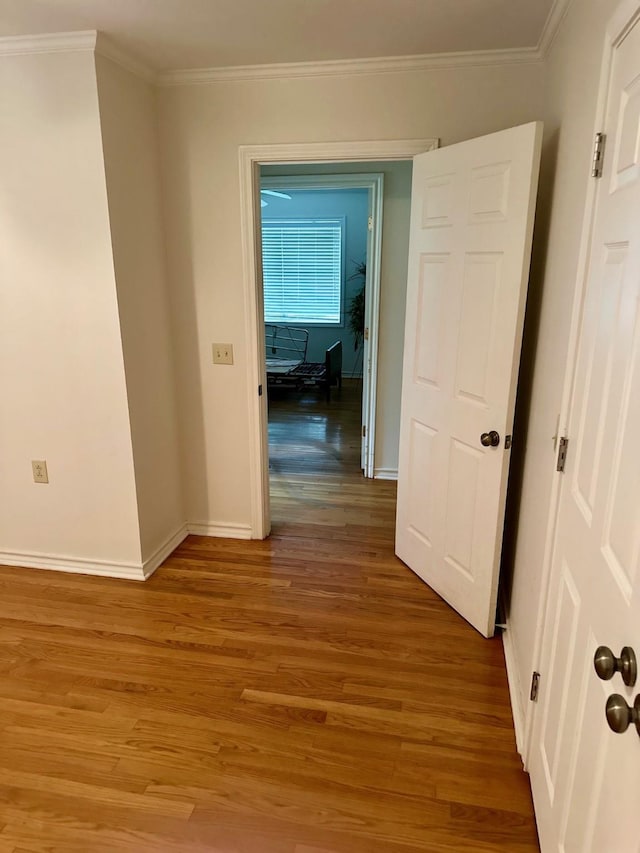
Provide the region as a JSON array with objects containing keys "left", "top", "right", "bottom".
[{"left": 212, "top": 343, "right": 234, "bottom": 365}]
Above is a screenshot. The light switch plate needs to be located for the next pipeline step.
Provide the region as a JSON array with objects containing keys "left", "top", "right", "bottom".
[
  {"left": 32, "top": 460, "right": 49, "bottom": 484},
  {"left": 212, "top": 343, "right": 234, "bottom": 365}
]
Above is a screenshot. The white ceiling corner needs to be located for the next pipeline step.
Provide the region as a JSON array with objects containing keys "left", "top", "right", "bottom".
[
  {"left": 537, "top": 0, "right": 574, "bottom": 56},
  {"left": 94, "top": 32, "right": 155, "bottom": 82}
]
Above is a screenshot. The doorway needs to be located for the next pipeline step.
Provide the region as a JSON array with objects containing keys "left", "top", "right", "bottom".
[
  {"left": 260, "top": 172, "right": 376, "bottom": 481},
  {"left": 259, "top": 173, "right": 372, "bottom": 525},
  {"left": 239, "top": 140, "right": 435, "bottom": 538}
]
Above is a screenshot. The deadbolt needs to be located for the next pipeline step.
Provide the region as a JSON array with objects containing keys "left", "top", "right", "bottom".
[
  {"left": 594, "top": 646, "right": 637, "bottom": 687},
  {"left": 480, "top": 430, "right": 500, "bottom": 448},
  {"left": 605, "top": 694, "right": 640, "bottom": 737}
]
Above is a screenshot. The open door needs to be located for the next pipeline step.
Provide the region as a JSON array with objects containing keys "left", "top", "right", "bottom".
[{"left": 395, "top": 122, "right": 542, "bottom": 637}]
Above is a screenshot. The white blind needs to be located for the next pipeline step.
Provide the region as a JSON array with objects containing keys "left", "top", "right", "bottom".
[{"left": 261, "top": 219, "right": 343, "bottom": 325}]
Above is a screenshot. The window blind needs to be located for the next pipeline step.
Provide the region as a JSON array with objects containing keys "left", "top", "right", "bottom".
[{"left": 261, "top": 219, "right": 343, "bottom": 325}]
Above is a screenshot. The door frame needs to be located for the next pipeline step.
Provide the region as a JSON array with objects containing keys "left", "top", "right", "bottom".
[
  {"left": 239, "top": 138, "right": 438, "bottom": 538},
  {"left": 261, "top": 171, "right": 384, "bottom": 477},
  {"left": 520, "top": 0, "right": 640, "bottom": 765},
  {"left": 238, "top": 137, "right": 439, "bottom": 539}
]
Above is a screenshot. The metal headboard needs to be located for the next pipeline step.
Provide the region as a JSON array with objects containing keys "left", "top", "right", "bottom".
[{"left": 265, "top": 324, "right": 309, "bottom": 362}]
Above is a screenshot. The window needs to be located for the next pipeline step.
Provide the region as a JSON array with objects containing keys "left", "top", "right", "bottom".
[{"left": 261, "top": 218, "right": 344, "bottom": 325}]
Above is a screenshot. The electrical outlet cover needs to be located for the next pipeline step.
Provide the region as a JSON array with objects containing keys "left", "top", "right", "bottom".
[{"left": 32, "top": 460, "right": 49, "bottom": 483}]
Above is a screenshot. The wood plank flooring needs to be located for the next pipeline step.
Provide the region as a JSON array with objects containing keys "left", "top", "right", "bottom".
[{"left": 0, "top": 382, "right": 539, "bottom": 852}]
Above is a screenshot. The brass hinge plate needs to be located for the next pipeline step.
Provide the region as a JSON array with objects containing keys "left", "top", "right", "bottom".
[
  {"left": 592, "top": 132, "right": 605, "bottom": 178},
  {"left": 557, "top": 436, "right": 569, "bottom": 472},
  {"left": 530, "top": 671, "right": 540, "bottom": 702}
]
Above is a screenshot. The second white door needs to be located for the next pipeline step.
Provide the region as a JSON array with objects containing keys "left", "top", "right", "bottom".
[
  {"left": 528, "top": 9, "right": 640, "bottom": 850},
  {"left": 396, "top": 122, "right": 542, "bottom": 637}
]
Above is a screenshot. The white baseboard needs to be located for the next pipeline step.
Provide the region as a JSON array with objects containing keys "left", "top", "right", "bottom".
[
  {"left": 0, "top": 548, "right": 146, "bottom": 581},
  {"left": 142, "top": 524, "right": 189, "bottom": 579},
  {"left": 502, "top": 620, "right": 527, "bottom": 757},
  {"left": 186, "top": 521, "right": 253, "bottom": 539},
  {"left": 374, "top": 467, "right": 398, "bottom": 480},
  {"left": 0, "top": 521, "right": 253, "bottom": 583}
]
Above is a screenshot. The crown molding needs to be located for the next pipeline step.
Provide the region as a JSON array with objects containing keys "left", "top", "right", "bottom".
[
  {"left": 94, "top": 32, "right": 156, "bottom": 83},
  {"left": 0, "top": 28, "right": 156, "bottom": 82},
  {"left": 0, "top": 1, "right": 569, "bottom": 86},
  {"left": 537, "top": 0, "right": 574, "bottom": 57},
  {"left": 159, "top": 45, "right": 542, "bottom": 87},
  {"left": 0, "top": 29, "right": 97, "bottom": 57}
]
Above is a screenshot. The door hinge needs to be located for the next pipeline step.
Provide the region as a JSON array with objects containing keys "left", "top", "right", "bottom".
[
  {"left": 530, "top": 671, "right": 541, "bottom": 702},
  {"left": 362, "top": 425, "right": 366, "bottom": 438},
  {"left": 556, "top": 436, "right": 569, "bottom": 472},
  {"left": 258, "top": 384, "right": 263, "bottom": 397},
  {"left": 592, "top": 132, "right": 606, "bottom": 178},
  {"left": 364, "top": 327, "right": 369, "bottom": 341},
  {"left": 368, "top": 216, "right": 373, "bottom": 231}
]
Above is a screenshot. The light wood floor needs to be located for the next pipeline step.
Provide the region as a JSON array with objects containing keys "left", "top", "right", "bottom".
[{"left": 0, "top": 382, "right": 539, "bottom": 852}]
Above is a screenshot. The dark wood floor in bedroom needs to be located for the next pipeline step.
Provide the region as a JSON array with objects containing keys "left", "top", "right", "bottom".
[{"left": 0, "top": 380, "right": 539, "bottom": 852}]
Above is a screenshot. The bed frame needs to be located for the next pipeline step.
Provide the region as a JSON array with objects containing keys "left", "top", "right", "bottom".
[{"left": 265, "top": 324, "right": 342, "bottom": 402}]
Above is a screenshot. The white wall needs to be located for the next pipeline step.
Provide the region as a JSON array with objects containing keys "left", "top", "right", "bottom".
[
  {"left": 506, "top": 0, "right": 621, "bottom": 722},
  {"left": 95, "top": 54, "right": 184, "bottom": 563},
  {"left": 157, "top": 62, "right": 545, "bottom": 528},
  {"left": 0, "top": 49, "right": 142, "bottom": 570}
]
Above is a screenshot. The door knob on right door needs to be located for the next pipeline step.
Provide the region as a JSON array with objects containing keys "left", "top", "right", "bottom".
[
  {"left": 593, "top": 645, "right": 637, "bottom": 686},
  {"left": 480, "top": 430, "right": 500, "bottom": 447},
  {"left": 605, "top": 694, "right": 640, "bottom": 737}
]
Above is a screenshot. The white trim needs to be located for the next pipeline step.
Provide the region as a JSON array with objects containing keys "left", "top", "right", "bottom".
[
  {"left": 94, "top": 32, "right": 155, "bottom": 83},
  {"left": 240, "top": 156, "right": 271, "bottom": 539},
  {"left": 374, "top": 467, "right": 398, "bottom": 481},
  {"left": 242, "top": 140, "right": 438, "bottom": 165},
  {"left": 186, "top": 521, "right": 253, "bottom": 539},
  {"left": 362, "top": 176, "right": 383, "bottom": 478},
  {"left": 502, "top": 622, "right": 527, "bottom": 755},
  {"left": 0, "top": 29, "right": 97, "bottom": 57},
  {"left": 142, "top": 525, "right": 188, "bottom": 579},
  {"left": 0, "top": 548, "right": 145, "bottom": 581},
  {"left": 240, "top": 139, "right": 437, "bottom": 538},
  {"left": 521, "top": 0, "right": 640, "bottom": 767},
  {"left": 159, "top": 46, "right": 542, "bottom": 87},
  {"left": 538, "top": 0, "right": 574, "bottom": 57},
  {"left": 0, "top": 29, "right": 154, "bottom": 82}
]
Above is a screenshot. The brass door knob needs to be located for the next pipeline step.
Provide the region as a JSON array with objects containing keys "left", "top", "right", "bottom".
[
  {"left": 605, "top": 694, "right": 640, "bottom": 736},
  {"left": 480, "top": 430, "right": 500, "bottom": 448},
  {"left": 594, "top": 645, "right": 637, "bottom": 687}
]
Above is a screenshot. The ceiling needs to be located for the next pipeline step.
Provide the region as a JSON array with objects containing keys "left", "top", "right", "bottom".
[{"left": 0, "top": 0, "right": 559, "bottom": 72}]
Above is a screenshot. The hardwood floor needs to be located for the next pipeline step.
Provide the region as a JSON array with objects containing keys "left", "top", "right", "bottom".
[{"left": 0, "top": 382, "right": 539, "bottom": 852}]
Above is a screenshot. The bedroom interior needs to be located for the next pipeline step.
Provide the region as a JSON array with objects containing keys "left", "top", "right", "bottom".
[
  {"left": 260, "top": 175, "right": 373, "bottom": 496},
  {"left": 260, "top": 161, "right": 414, "bottom": 484}
]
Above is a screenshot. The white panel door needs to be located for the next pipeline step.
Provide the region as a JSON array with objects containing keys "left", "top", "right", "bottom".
[
  {"left": 396, "top": 122, "right": 542, "bottom": 637},
  {"left": 528, "top": 14, "right": 640, "bottom": 851}
]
